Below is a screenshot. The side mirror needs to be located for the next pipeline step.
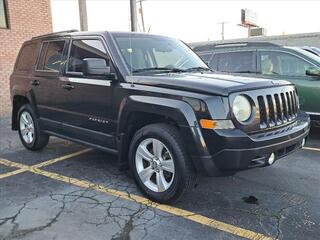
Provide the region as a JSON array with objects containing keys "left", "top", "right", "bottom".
[
  {"left": 83, "top": 58, "right": 116, "bottom": 80},
  {"left": 306, "top": 67, "right": 320, "bottom": 77}
]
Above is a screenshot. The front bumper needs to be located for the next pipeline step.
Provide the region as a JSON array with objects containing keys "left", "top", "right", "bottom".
[{"left": 192, "top": 112, "right": 310, "bottom": 176}]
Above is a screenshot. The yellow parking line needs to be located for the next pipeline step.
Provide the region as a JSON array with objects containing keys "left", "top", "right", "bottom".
[
  {"left": 303, "top": 146, "right": 320, "bottom": 152},
  {"left": 0, "top": 152, "right": 272, "bottom": 239},
  {"left": 33, "top": 148, "right": 92, "bottom": 168},
  {"left": 28, "top": 167, "right": 272, "bottom": 240},
  {"left": 0, "top": 148, "right": 91, "bottom": 179},
  {"left": 0, "top": 169, "right": 27, "bottom": 180},
  {"left": 0, "top": 158, "right": 29, "bottom": 169}
]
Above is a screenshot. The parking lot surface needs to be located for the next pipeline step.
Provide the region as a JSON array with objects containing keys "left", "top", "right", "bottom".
[{"left": 0, "top": 116, "right": 319, "bottom": 240}]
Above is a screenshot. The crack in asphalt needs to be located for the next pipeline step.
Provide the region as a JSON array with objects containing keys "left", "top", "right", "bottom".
[
  {"left": 219, "top": 192, "right": 307, "bottom": 240},
  {"left": 47, "top": 188, "right": 164, "bottom": 240},
  {"left": 273, "top": 201, "right": 306, "bottom": 240},
  {"left": 0, "top": 198, "right": 66, "bottom": 240},
  {"left": 0, "top": 202, "right": 28, "bottom": 229}
]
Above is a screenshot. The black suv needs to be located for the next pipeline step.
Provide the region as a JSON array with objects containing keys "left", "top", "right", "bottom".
[{"left": 10, "top": 31, "right": 310, "bottom": 203}]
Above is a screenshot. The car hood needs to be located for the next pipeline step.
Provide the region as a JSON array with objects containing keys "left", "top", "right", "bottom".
[{"left": 126, "top": 72, "right": 292, "bottom": 96}]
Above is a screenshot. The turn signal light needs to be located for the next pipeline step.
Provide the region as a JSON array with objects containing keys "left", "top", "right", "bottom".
[{"left": 200, "top": 119, "right": 217, "bottom": 129}]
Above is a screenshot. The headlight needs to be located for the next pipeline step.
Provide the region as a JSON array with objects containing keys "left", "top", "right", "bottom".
[{"left": 232, "top": 95, "right": 252, "bottom": 122}]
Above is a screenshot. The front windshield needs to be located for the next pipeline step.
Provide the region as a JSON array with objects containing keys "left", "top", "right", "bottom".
[
  {"left": 288, "top": 47, "right": 320, "bottom": 63},
  {"left": 112, "top": 33, "right": 208, "bottom": 74}
]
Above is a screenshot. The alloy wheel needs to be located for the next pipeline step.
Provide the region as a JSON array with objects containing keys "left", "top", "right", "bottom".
[
  {"left": 19, "top": 111, "right": 35, "bottom": 144},
  {"left": 135, "top": 138, "right": 175, "bottom": 192}
]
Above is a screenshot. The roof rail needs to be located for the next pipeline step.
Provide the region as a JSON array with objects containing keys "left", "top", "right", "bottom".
[
  {"left": 31, "top": 30, "right": 79, "bottom": 40},
  {"left": 194, "top": 41, "right": 280, "bottom": 51}
]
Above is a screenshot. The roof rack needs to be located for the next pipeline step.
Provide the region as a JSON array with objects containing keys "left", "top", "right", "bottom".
[
  {"left": 194, "top": 41, "right": 280, "bottom": 51},
  {"left": 32, "top": 30, "right": 79, "bottom": 40}
]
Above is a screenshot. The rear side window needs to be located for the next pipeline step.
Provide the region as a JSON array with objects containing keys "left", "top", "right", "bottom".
[
  {"left": 37, "top": 41, "right": 65, "bottom": 71},
  {"left": 67, "top": 39, "right": 110, "bottom": 74},
  {"left": 16, "top": 43, "right": 37, "bottom": 72},
  {"left": 210, "top": 51, "right": 256, "bottom": 73}
]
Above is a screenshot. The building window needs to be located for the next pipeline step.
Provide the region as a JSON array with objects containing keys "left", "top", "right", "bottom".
[{"left": 0, "top": 0, "right": 8, "bottom": 29}]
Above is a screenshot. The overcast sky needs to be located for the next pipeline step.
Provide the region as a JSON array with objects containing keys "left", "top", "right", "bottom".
[{"left": 51, "top": 0, "right": 320, "bottom": 42}]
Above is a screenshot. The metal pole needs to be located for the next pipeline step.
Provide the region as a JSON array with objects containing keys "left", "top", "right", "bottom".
[
  {"left": 139, "top": 0, "right": 146, "bottom": 32},
  {"left": 78, "top": 0, "right": 88, "bottom": 31},
  {"left": 221, "top": 22, "right": 225, "bottom": 40},
  {"left": 218, "top": 22, "right": 228, "bottom": 40},
  {"left": 130, "top": 0, "right": 137, "bottom": 32}
]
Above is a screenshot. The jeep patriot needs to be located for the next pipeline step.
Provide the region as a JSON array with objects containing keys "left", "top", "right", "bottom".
[{"left": 10, "top": 30, "right": 310, "bottom": 203}]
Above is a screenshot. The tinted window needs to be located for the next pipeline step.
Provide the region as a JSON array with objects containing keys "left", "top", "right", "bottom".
[
  {"left": 37, "top": 41, "right": 65, "bottom": 71},
  {"left": 16, "top": 43, "right": 37, "bottom": 72},
  {"left": 37, "top": 42, "right": 48, "bottom": 70},
  {"left": 67, "top": 39, "right": 110, "bottom": 74},
  {"left": 211, "top": 51, "right": 256, "bottom": 73},
  {"left": 260, "top": 51, "right": 314, "bottom": 76},
  {"left": 199, "top": 53, "right": 212, "bottom": 63}
]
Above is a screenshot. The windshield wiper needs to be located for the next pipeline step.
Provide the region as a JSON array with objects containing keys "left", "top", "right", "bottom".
[
  {"left": 133, "top": 67, "right": 186, "bottom": 73},
  {"left": 185, "top": 67, "right": 212, "bottom": 72},
  {"left": 232, "top": 70, "right": 256, "bottom": 73}
]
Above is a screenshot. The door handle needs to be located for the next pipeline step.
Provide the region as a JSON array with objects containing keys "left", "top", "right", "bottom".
[
  {"left": 62, "top": 83, "right": 75, "bottom": 90},
  {"left": 31, "top": 80, "right": 40, "bottom": 86}
]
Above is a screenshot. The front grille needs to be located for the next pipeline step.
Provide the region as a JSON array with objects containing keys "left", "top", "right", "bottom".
[{"left": 257, "top": 89, "right": 298, "bottom": 129}]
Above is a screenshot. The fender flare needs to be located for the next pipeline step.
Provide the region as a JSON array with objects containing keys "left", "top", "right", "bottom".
[
  {"left": 117, "top": 95, "right": 199, "bottom": 132},
  {"left": 116, "top": 95, "right": 210, "bottom": 169},
  {"left": 11, "top": 87, "right": 39, "bottom": 130},
  {"left": 11, "top": 86, "right": 39, "bottom": 115}
]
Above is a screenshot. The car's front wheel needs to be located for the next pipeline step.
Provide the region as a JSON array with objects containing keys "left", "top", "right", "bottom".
[
  {"left": 18, "top": 104, "right": 49, "bottom": 150},
  {"left": 129, "top": 123, "right": 196, "bottom": 203}
]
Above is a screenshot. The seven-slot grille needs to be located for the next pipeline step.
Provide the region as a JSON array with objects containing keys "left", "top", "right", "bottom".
[{"left": 257, "top": 89, "right": 298, "bottom": 129}]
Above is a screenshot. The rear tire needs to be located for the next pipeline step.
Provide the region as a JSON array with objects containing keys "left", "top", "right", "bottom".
[
  {"left": 18, "top": 104, "right": 49, "bottom": 151},
  {"left": 129, "top": 123, "right": 196, "bottom": 203}
]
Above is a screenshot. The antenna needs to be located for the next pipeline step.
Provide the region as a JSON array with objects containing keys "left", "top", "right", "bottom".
[{"left": 129, "top": 0, "right": 137, "bottom": 87}]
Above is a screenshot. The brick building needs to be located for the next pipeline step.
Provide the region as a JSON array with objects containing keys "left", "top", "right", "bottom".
[{"left": 0, "top": 0, "right": 52, "bottom": 116}]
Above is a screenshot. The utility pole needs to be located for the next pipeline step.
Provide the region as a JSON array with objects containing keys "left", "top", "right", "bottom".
[
  {"left": 130, "top": 0, "right": 138, "bottom": 32},
  {"left": 138, "top": 0, "right": 146, "bottom": 32},
  {"left": 78, "top": 0, "right": 88, "bottom": 31},
  {"left": 218, "top": 22, "right": 228, "bottom": 40}
]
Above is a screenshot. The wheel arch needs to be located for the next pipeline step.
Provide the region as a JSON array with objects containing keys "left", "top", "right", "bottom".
[
  {"left": 11, "top": 91, "right": 38, "bottom": 130},
  {"left": 116, "top": 96, "right": 209, "bottom": 170}
]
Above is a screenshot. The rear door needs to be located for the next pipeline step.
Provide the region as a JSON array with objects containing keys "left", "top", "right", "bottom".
[
  {"left": 258, "top": 50, "right": 320, "bottom": 114},
  {"left": 57, "top": 37, "right": 116, "bottom": 149},
  {"left": 33, "top": 39, "right": 67, "bottom": 132}
]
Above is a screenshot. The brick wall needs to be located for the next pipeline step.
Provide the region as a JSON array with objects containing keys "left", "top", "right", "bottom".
[{"left": 0, "top": 0, "right": 52, "bottom": 116}]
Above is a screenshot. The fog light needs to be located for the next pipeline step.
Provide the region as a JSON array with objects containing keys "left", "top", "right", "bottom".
[
  {"left": 268, "top": 153, "right": 275, "bottom": 165},
  {"left": 301, "top": 138, "right": 306, "bottom": 147}
]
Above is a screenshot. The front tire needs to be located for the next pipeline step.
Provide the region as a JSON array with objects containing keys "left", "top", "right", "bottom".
[
  {"left": 18, "top": 104, "right": 49, "bottom": 151},
  {"left": 129, "top": 123, "right": 196, "bottom": 203}
]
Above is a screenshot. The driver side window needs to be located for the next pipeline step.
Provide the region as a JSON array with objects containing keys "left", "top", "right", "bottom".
[
  {"left": 260, "top": 51, "right": 314, "bottom": 77},
  {"left": 67, "top": 39, "right": 112, "bottom": 76}
]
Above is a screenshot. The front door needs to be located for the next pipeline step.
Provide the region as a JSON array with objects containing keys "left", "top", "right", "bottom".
[
  {"left": 258, "top": 50, "right": 320, "bottom": 114},
  {"left": 56, "top": 37, "right": 116, "bottom": 149}
]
